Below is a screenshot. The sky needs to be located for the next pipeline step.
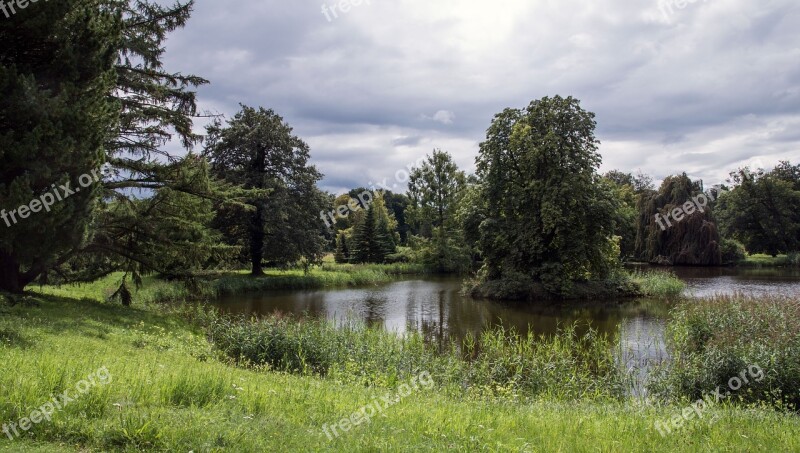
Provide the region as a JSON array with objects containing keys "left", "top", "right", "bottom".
[{"left": 162, "top": 0, "right": 800, "bottom": 194}]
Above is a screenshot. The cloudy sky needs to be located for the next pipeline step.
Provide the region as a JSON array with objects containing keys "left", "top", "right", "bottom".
[{"left": 162, "top": 0, "right": 800, "bottom": 194}]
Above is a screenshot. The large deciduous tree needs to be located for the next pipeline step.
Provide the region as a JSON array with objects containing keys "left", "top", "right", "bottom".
[
  {"left": 0, "top": 0, "right": 121, "bottom": 293},
  {"left": 716, "top": 162, "right": 800, "bottom": 256},
  {"left": 205, "top": 106, "right": 327, "bottom": 275},
  {"left": 475, "top": 96, "right": 620, "bottom": 296}
]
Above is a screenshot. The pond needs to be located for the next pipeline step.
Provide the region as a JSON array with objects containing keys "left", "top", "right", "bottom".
[{"left": 213, "top": 266, "right": 800, "bottom": 391}]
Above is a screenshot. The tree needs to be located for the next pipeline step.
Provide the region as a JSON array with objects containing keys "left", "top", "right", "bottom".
[
  {"left": 350, "top": 195, "right": 395, "bottom": 264},
  {"left": 205, "top": 106, "right": 326, "bottom": 275},
  {"left": 475, "top": 96, "right": 620, "bottom": 296},
  {"left": 407, "top": 150, "right": 468, "bottom": 272},
  {"left": 602, "top": 171, "right": 638, "bottom": 260},
  {"left": 44, "top": 1, "right": 228, "bottom": 293},
  {"left": 635, "top": 174, "right": 723, "bottom": 265},
  {"left": 407, "top": 150, "right": 466, "bottom": 235},
  {"left": 716, "top": 164, "right": 800, "bottom": 256},
  {"left": 0, "top": 0, "right": 121, "bottom": 293},
  {"left": 334, "top": 233, "right": 350, "bottom": 263}
]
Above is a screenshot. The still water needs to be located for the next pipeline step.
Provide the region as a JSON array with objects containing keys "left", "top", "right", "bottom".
[{"left": 213, "top": 267, "right": 800, "bottom": 393}]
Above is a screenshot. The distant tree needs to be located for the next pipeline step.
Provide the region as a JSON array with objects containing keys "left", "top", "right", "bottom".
[
  {"left": 635, "top": 173, "right": 722, "bottom": 265},
  {"left": 407, "top": 150, "right": 468, "bottom": 272},
  {"left": 383, "top": 191, "right": 411, "bottom": 244},
  {"left": 334, "top": 233, "right": 350, "bottom": 263},
  {"left": 350, "top": 203, "right": 394, "bottom": 264},
  {"left": 0, "top": 0, "right": 120, "bottom": 293},
  {"left": 601, "top": 174, "right": 638, "bottom": 261},
  {"left": 475, "top": 96, "right": 620, "bottom": 296},
  {"left": 716, "top": 164, "right": 800, "bottom": 256},
  {"left": 603, "top": 170, "right": 635, "bottom": 188},
  {"left": 455, "top": 176, "right": 486, "bottom": 269},
  {"left": 205, "top": 106, "right": 326, "bottom": 275},
  {"left": 407, "top": 150, "right": 466, "bottom": 236}
]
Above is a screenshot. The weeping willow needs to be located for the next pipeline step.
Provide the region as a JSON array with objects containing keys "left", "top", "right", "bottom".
[{"left": 635, "top": 174, "right": 722, "bottom": 265}]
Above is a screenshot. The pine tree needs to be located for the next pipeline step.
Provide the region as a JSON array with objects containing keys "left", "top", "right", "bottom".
[
  {"left": 0, "top": 0, "right": 121, "bottom": 292},
  {"left": 351, "top": 203, "right": 395, "bottom": 264},
  {"left": 334, "top": 233, "right": 350, "bottom": 263}
]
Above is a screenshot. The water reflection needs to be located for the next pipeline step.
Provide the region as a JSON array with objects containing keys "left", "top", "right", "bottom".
[{"left": 215, "top": 276, "right": 676, "bottom": 344}]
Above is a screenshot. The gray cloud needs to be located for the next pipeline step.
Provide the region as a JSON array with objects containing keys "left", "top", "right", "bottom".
[{"left": 162, "top": 0, "right": 800, "bottom": 193}]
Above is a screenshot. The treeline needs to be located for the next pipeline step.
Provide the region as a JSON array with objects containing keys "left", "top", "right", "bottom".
[{"left": 1, "top": 1, "right": 797, "bottom": 299}]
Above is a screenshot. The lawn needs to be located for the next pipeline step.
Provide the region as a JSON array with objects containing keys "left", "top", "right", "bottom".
[{"left": 0, "top": 281, "right": 798, "bottom": 451}]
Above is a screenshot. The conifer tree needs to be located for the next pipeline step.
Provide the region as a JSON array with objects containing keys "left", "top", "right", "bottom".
[{"left": 0, "top": 0, "right": 121, "bottom": 292}]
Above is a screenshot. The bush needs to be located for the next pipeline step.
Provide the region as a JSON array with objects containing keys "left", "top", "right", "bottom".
[
  {"left": 650, "top": 295, "right": 800, "bottom": 410},
  {"left": 721, "top": 238, "right": 747, "bottom": 264}
]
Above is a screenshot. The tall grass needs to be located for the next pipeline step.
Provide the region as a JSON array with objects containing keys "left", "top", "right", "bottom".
[
  {"left": 739, "top": 253, "right": 800, "bottom": 268},
  {"left": 650, "top": 294, "right": 800, "bottom": 410},
  {"left": 205, "top": 314, "right": 625, "bottom": 402},
  {"left": 629, "top": 270, "right": 686, "bottom": 299}
]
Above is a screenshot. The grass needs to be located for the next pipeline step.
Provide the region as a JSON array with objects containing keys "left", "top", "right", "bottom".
[
  {"left": 207, "top": 314, "right": 624, "bottom": 401},
  {"left": 630, "top": 270, "right": 686, "bottom": 299},
  {"left": 1, "top": 278, "right": 798, "bottom": 451},
  {"left": 739, "top": 253, "right": 800, "bottom": 268},
  {"left": 34, "top": 262, "right": 428, "bottom": 306},
  {"left": 650, "top": 294, "right": 800, "bottom": 410}
]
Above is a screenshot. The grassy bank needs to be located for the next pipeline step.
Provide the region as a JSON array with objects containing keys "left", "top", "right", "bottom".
[
  {"left": 651, "top": 294, "right": 800, "bottom": 409},
  {"left": 4, "top": 273, "right": 800, "bottom": 452},
  {"left": 1, "top": 290, "right": 799, "bottom": 452},
  {"left": 739, "top": 253, "right": 800, "bottom": 268},
  {"left": 34, "top": 262, "right": 429, "bottom": 306},
  {"left": 467, "top": 270, "right": 686, "bottom": 302}
]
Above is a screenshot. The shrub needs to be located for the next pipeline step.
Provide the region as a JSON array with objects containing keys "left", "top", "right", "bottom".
[
  {"left": 721, "top": 238, "right": 747, "bottom": 265},
  {"left": 650, "top": 295, "right": 800, "bottom": 410}
]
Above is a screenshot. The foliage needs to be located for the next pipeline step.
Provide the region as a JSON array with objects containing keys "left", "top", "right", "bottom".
[
  {"left": 651, "top": 295, "right": 800, "bottom": 410},
  {"left": 628, "top": 270, "right": 686, "bottom": 299},
  {"left": 406, "top": 149, "right": 470, "bottom": 272},
  {"left": 601, "top": 172, "right": 639, "bottom": 260},
  {"left": 349, "top": 196, "right": 396, "bottom": 264},
  {"left": 474, "top": 96, "right": 622, "bottom": 297},
  {"left": 207, "top": 314, "right": 624, "bottom": 401},
  {"left": 716, "top": 163, "right": 800, "bottom": 256},
  {"left": 334, "top": 233, "right": 350, "bottom": 263},
  {"left": 720, "top": 238, "right": 747, "bottom": 265},
  {"left": 635, "top": 173, "right": 723, "bottom": 265},
  {"left": 205, "top": 105, "right": 327, "bottom": 275},
  {"left": 0, "top": 0, "right": 121, "bottom": 292}
]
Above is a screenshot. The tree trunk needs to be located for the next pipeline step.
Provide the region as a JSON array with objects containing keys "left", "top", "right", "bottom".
[
  {"left": 0, "top": 250, "right": 24, "bottom": 293},
  {"left": 249, "top": 204, "right": 265, "bottom": 276}
]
